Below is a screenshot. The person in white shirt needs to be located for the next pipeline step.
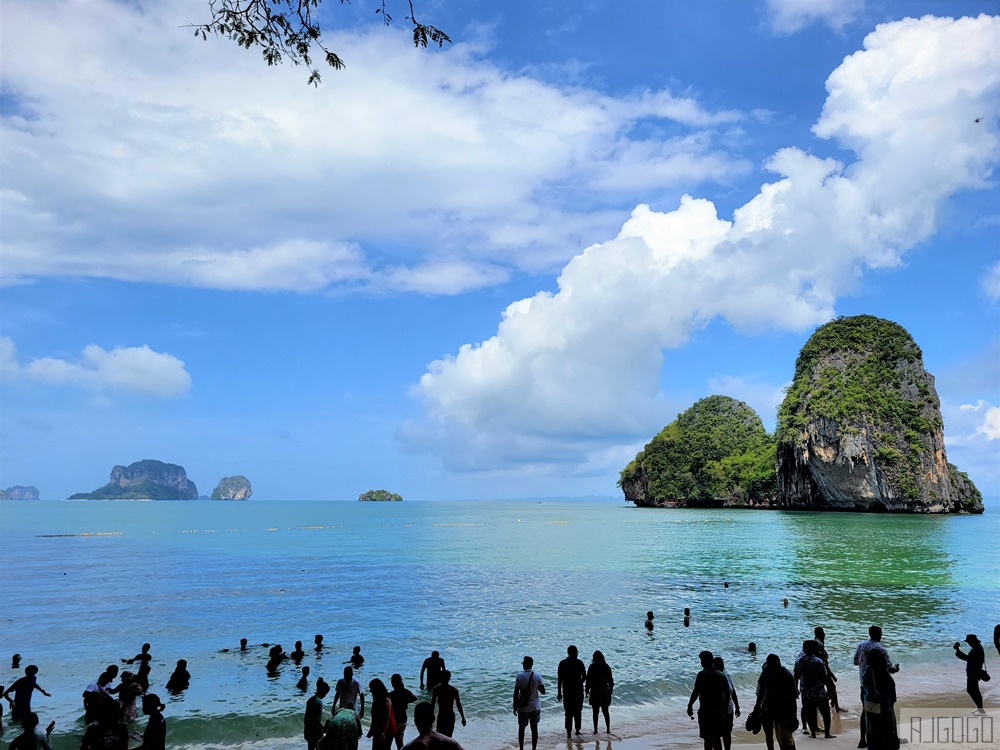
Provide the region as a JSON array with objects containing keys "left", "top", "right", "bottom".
[{"left": 513, "top": 656, "right": 545, "bottom": 750}]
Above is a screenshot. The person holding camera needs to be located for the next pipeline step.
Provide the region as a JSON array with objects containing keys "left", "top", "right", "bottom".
[{"left": 954, "top": 634, "right": 988, "bottom": 714}]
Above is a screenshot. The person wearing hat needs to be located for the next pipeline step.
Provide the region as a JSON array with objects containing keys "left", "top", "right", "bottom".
[{"left": 954, "top": 634, "right": 987, "bottom": 714}]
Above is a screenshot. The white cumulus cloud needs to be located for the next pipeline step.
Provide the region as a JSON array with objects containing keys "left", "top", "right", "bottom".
[
  {"left": 0, "top": 337, "right": 191, "bottom": 397},
  {"left": 0, "top": 0, "right": 748, "bottom": 294},
  {"left": 767, "top": 0, "right": 865, "bottom": 33},
  {"left": 403, "top": 14, "right": 1000, "bottom": 472},
  {"left": 960, "top": 400, "right": 1000, "bottom": 441}
]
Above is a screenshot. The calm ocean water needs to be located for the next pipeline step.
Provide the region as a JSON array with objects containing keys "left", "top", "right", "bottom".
[{"left": 1, "top": 500, "right": 997, "bottom": 749}]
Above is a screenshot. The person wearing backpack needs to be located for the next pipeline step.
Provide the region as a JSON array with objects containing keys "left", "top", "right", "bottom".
[{"left": 513, "top": 656, "right": 546, "bottom": 750}]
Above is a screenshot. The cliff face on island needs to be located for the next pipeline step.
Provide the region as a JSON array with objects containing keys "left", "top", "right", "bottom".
[
  {"left": 1, "top": 485, "right": 41, "bottom": 500},
  {"left": 621, "top": 316, "right": 983, "bottom": 514},
  {"left": 69, "top": 460, "right": 199, "bottom": 500},
  {"left": 774, "top": 316, "right": 982, "bottom": 513},
  {"left": 619, "top": 396, "right": 776, "bottom": 507},
  {"left": 211, "top": 475, "right": 252, "bottom": 500},
  {"left": 359, "top": 489, "right": 403, "bottom": 501}
]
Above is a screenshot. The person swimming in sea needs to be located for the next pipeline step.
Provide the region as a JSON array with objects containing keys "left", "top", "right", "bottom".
[
  {"left": 349, "top": 646, "right": 365, "bottom": 669},
  {"left": 298, "top": 666, "right": 311, "bottom": 692},
  {"left": 645, "top": 612, "right": 655, "bottom": 631},
  {"left": 291, "top": 641, "right": 306, "bottom": 665},
  {"left": 684, "top": 608, "right": 691, "bottom": 627},
  {"left": 165, "top": 660, "right": 190, "bottom": 695}
]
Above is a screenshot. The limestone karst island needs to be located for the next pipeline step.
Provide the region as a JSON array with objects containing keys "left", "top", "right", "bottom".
[
  {"left": 69, "top": 460, "right": 252, "bottom": 501},
  {"left": 358, "top": 489, "right": 403, "bottom": 501},
  {"left": 620, "top": 315, "right": 983, "bottom": 514}
]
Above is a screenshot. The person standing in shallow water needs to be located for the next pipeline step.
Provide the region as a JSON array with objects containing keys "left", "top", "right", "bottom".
[
  {"left": 430, "top": 671, "right": 466, "bottom": 738},
  {"left": 793, "top": 641, "right": 834, "bottom": 739},
  {"left": 7, "top": 712, "right": 53, "bottom": 750},
  {"left": 165, "top": 660, "right": 190, "bottom": 695},
  {"left": 388, "top": 674, "right": 418, "bottom": 749},
  {"left": 645, "top": 612, "right": 655, "bottom": 631},
  {"left": 305, "top": 679, "right": 330, "bottom": 750},
  {"left": 420, "top": 651, "right": 445, "bottom": 693},
  {"left": 557, "top": 645, "right": 587, "bottom": 738},
  {"left": 130, "top": 693, "right": 166, "bottom": 750},
  {"left": 368, "top": 678, "right": 396, "bottom": 750},
  {"left": 586, "top": 650, "right": 614, "bottom": 734},
  {"left": 4, "top": 665, "right": 50, "bottom": 725},
  {"left": 954, "top": 634, "right": 987, "bottom": 713}
]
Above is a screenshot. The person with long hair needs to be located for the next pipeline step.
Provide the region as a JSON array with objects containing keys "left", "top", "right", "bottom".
[
  {"left": 367, "top": 678, "right": 397, "bottom": 750},
  {"left": 586, "top": 650, "right": 614, "bottom": 734},
  {"left": 130, "top": 693, "right": 166, "bottom": 750}
]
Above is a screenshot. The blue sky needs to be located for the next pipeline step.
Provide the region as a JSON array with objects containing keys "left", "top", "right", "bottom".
[{"left": 1, "top": 0, "right": 998, "bottom": 501}]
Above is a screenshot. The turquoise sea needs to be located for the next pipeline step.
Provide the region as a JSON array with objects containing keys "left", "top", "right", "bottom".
[{"left": 1, "top": 500, "right": 998, "bottom": 749}]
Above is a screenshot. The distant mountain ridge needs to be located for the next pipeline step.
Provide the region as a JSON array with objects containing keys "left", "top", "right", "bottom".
[{"left": 1, "top": 485, "right": 41, "bottom": 501}]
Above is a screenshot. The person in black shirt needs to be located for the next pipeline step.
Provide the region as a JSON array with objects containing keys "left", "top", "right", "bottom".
[
  {"left": 687, "top": 651, "right": 731, "bottom": 750},
  {"left": 557, "top": 645, "right": 587, "bottom": 738},
  {"left": 954, "top": 634, "right": 987, "bottom": 713},
  {"left": 81, "top": 697, "right": 128, "bottom": 750},
  {"left": 420, "top": 651, "right": 445, "bottom": 693},
  {"left": 130, "top": 693, "right": 166, "bottom": 750}
]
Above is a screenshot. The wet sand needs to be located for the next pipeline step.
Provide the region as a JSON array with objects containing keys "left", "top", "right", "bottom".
[{"left": 532, "top": 677, "right": 997, "bottom": 750}]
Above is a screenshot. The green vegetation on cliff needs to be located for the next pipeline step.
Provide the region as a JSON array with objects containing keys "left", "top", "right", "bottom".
[
  {"left": 619, "top": 395, "right": 775, "bottom": 504},
  {"left": 358, "top": 489, "right": 403, "bottom": 501},
  {"left": 70, "top": 480, "right": 191, "bottom": 500},
  {"left": 777, "top": 315, "right": 941, "bottom": 501}
]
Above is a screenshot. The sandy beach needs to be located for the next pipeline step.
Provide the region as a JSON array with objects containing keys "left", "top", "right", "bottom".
[{"left": 595, "top": 679, "right": 998, "bottom": 750}]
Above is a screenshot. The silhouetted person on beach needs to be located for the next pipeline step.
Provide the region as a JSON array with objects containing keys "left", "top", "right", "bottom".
[
  {"left": 401, "top": 702, "right": 466, "bottom": 750},
  {"left": 389, "top": 674, "right": 418, "bottom": 749},
  {"left": 645, "top": 612, "right": 655, "bottom": 630},
  {"left": 993, "top": 625, "right": 999, "bottom": 656},
  {"left": 756, "top": 654, "right": 798, "bottom": 750},
  {"left": 165, "top": 660, "right": 190, "bottom": 695},
  {"left": 305, "top": 679, "right": 331, "bottom": 750},
  {"left": 5, "top": 665, "right": 50, "bottom": 726},
  {"left": 420, "top": 652, "right": 445, "bottom": 693},
  {"left": 322, "top": 704, "right": 363, "bottom": 750},
  {"left": 84, "top": 671, "right": 115, "bottom": 723},
  {"left": 861, "top": 650, "right": 898, "bottom": 750},
  {"left": 854, "top": 627, "right": 898, "bottom": 748},
  {"left": 11, "top": 655, "right": 21, "bottom": 670},
  {"left": 687, "top": 651, "right": 730, "bottom": 750},
  {"left": 368, "top": 678, "right": 397, "bottom": 750},
  {"left": 713, "top": 657, "right": 741, "bottom": 750},
  {"left": 557, "top": 645, "right": 587, "bottom": 738},
  {"left": 793, "top": 641, "right": 834, "bottom": 739},
  {"left": 130, "top": 693, "right": 166, "bottom": 750},
  {"left": 291, "top": 641, "right": 306, "bottom": 665},
  {"left": 513, "top": 656, "right": 545, "bottom": 750},
  {"left": 81, "top": 696, "right": 128, "bottom": 750},
  {"left": 586, "top": 650, "right": 614, "bottom": 735},
  {"left": 350, "top": 646, "right": 365, "bottom": 669},
  {"left": 954, "top": 634, "right": 987, "bottom": 713},
  {"left": 335, "top": 666, "right": 365, "bottom": 718},
  {"left": 298, "top": 666, "right": 311, "bottom": 692},
  {"left": 814, "top": 627, "right": 842, "bottom": 712},
  {"left": 430, "top": 671, "right": 465, "bottom": 738},
  {"left": 315, "top": 635, "right": 325, "bottom": 653},
  {"left": 749, "top": 643, "right": 757, "bottom": 654},
  {"left": 7, "top": 712, "right": 53, "bottom": 750}
]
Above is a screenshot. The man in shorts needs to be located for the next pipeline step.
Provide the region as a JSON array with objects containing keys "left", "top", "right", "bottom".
[
  {"left": 513, "top": 656, "right": 546, "bottom": 750},
  {"left": 686, "top": 651, "right": 731, "bottom": 750}
]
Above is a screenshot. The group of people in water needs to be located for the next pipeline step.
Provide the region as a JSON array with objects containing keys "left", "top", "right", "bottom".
[{"left": 3, "top": 621, "right": 995, "bottom": 750}]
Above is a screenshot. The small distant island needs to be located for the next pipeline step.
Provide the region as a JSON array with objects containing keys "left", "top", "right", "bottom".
[
  {"left": 0, "top": 485, "right": 41, "bottom": 501},
  {"left": 359, "top": 489, "right": 402, "bottom": 502},
  {"left": 70, "top": 459, "right": 199, "bottom": 500},
  {"left": 212, "top": 475, "right": 253, "bottom": 500}
]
